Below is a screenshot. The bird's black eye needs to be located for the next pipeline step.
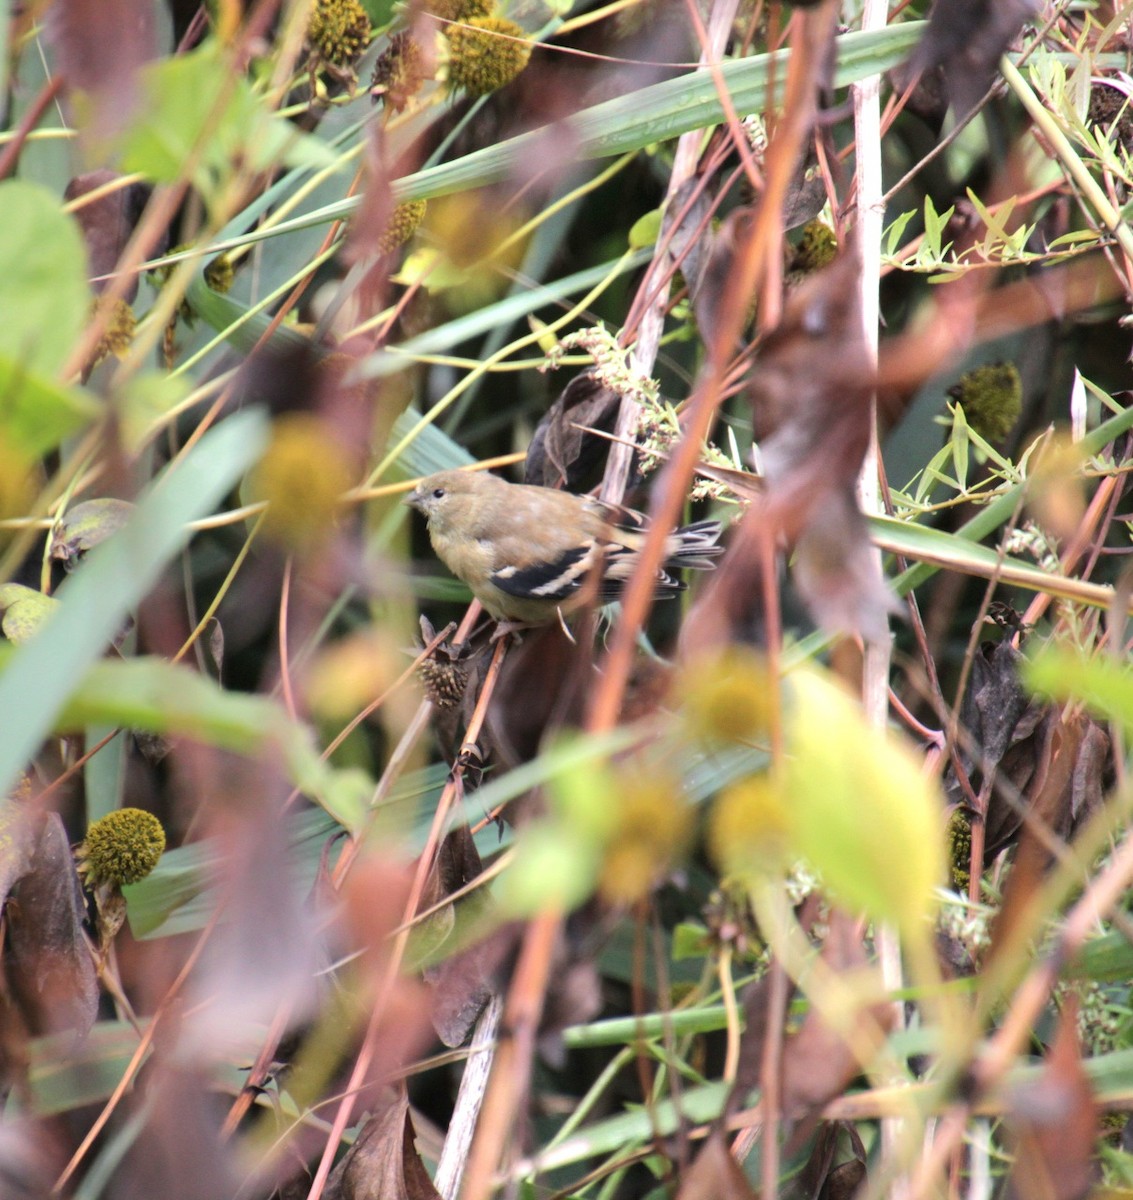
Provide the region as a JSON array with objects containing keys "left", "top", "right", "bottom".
[{"left": 432, "top": 487, "right": 446, "bottom": 499}]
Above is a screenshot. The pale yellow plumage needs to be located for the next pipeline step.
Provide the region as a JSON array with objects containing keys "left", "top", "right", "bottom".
[{"left": 405, "top": 469, "right": 723, "bottom": 624}]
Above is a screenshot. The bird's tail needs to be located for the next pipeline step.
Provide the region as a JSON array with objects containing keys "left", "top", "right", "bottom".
[{"left": 669, "top": 519, "right": 725, "bottom": 570}]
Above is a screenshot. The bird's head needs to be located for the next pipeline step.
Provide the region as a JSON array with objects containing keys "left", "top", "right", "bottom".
[{"left": 404, "top": 469, "right": 493, "bottom": 532}]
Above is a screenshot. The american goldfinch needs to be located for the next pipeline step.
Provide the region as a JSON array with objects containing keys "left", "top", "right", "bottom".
[{"left": 406, "top": 469, "right": 723, "bottom": 624}]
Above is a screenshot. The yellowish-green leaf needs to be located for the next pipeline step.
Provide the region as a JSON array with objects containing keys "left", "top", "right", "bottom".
[
  {"left": 0, "top": 585, "right": 59, "bottom": 645},
  {"left": 784, "top": 666, "right": 944, "bottom": 935},
  {"left": 1024, "top": 644, "right": 1133, "bottom": 734},
  {"left": 0, "top": 181, "right": 91, "bottom": 377},
  {"left": 119, "top": 43, "right": 336, "bottom": 208},
  {"left": 628, "top": 208, "right": 662, "bottom": 249},
  {"left": 51, "top": 499, "right": 135, "bottom": 569}
]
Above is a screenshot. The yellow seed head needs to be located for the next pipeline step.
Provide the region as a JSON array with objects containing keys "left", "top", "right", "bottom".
[
  {"left": 681, "top": 648, "right": 774, "bottom": 745},
  {"left": 377, "top": 200, "right": 428, "bottom": 255},
  {"left": 598, "top": 773, "right": 692, "bottom": 904},
  {"left": 445, "top": 16, "right": 531, "bottom": 97},
  {"left": 78, "top": 808, "right": 166, "bottom": 888},
  {"left": 90, "top": 298, "right": 137, "bottom": 368},
  {"left": 948, "top": 361, "right": 1022, "bottom": 443},
  {"left": 707, "top": 775, "right": 790, "bottom": 877},
  {"left": 308, "top": 0, "right": 372, "bottom": 66},
  {"left": 248, "top": 414, "right": 355, "bottom": 550}
]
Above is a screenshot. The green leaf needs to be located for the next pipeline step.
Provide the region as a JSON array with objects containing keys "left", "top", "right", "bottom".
[
  {"left": 125, "top": 807, "right": 340, "bottom": 939},
  {"left": 884, "top": 208, "right": 916, "bottom": 257},
  {"left": 120, "top": 43, "right": 336, "bottom": 206},
  {"left": 189, "top": 25, "right": 927, "bottom": 260},
  {"left": 0, "top": 180, "right": 91, "bottom": 376},
  {"left": 55, "top": 655, "right": 297, "bottom": 750},
  {"left": 921, "top": 194, "right": 955, "bottom": 260},
  {"left": 628, "top": 208, "right": 662, "bottom": 249},
  {"left": 0, "top": 585, "right": 59, "bottom": 644},
  {"left": 30, "top": 1021, "right": 143, "bottom": 1115},
  {"left": 0, "top": 355, "right": 100, "bottom": 457},
  {"left": 0, "top": 409, "right": 269, "bottom": 799},
  {"left": 50, "top": 499, "right": 135, "bottom": 569},
  {"left": 386, "top": 407, "right": 476, "bottom": 480},
  {"left": 1024, "top": 644, "right": 1133, "bottom": 734},
  {"left": 890, "top": 401, "right": 1133, "bottom": 598}
]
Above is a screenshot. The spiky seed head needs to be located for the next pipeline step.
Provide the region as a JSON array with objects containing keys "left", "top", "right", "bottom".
[
  {"left": 308, "top": 0, "right": 372, "bottom": 66},
  {"left": 77, "top": 808, "right": 166, "bottom": 888},
  {"left": 445, "top": 16, "right": 531, "bottom": 97}
]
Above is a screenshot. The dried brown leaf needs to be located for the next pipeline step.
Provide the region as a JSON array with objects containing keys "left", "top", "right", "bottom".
[
  {"left": 948, "top": 645, "right": 1110, "bottom": 869},
  {"left": 113, "top": 1061, "right": 239, "bottom": 1200},
  {"left": 795, "top": 1122, "right": 868, "bottom": 1200},
  {"left": 679, "top": 504, "right": 768, "bottom": 657},
  {"left": 425, "top": 923, "right": 516, "bottom": 1050},
  {"left": 675, "top": 1132, "right": 757, "bottom": 1200},
  {"left": 326, "top": 1091, "right": 442, "bottom": 1200},
  {"left": 907, "top": 0, "right": 1040, "bottom": 118},
  {"left": 63, "top": 172, "right": 152, "bottom": 299},
  {"left": 731, "top": 249, "right": 897, "bottom": 641},
  {"left": 485, "top": 623, "right": 594, "bottom": 772},
  {"left": 0, "top": 802, "right": 98, "bottom": 1041},
  {"left": 750, "top": 250, "right": 872, "bottom": 498},
  {"left": 692, "top": 206, "right": 756, "bottom": 352},
  {"left": 780, "top": 912, "right": 893, "bottom": 1127},
  {"left": 1006, "top": 998, "right": 1098, "bottom": 1200},
  {"left": 790, "top": 484, "right": 899, "bottom": 643},
  {"left": 0, "top": 1117, "right": 58, "bottom": 1198},
  {"left": 525, "top": 371, "right": 621, "bottom": 491}
]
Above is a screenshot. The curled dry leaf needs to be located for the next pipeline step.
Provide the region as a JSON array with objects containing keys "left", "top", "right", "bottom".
[
  {"left": 525, "top": 371, "right": 621, "bottom": 491},
  {"left": 485, "top": 622, "right": 594, "bottom": 773},
  {"left": 752, "top": 250, "right": 897, "bottom": 639},
  {"left": 325, "top": 1089, "right": 442, "bottom": 1200},
  {"left": 0, "top": 800, "right": 98, "bottom": 1046},
  {"left": 946, "top": 641, "right": 1110, "bottom": 865},
  {"left": 730, "top": 910, "right": 892, "bottom": 1146},
  {"left": 685, "top": 249, "right": 897, "bottom": 649},
  {"left": 421, "top": 827, "right": 493, "bottom": 1047},
  {"left": 778, "top": 912, "right": 894, "bottom": 1130},
  {"left": 112, "top": 1059, "right": 240, "bottom": 1200},
  {"left": 796, "top": 1121, "right": 868, "bottom": 1200},
  {"left": 985, "top": 707, "right": 1107, "bottom": 971},
  {"left": 693, "top": 206, "right": 756, "bottom": 354}
]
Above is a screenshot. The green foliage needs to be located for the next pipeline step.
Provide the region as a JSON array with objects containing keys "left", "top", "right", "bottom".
[
  {"left": 1, "top": 3, "right": 1131, "bottom": 1197},
  {"left": 118, "top": 43, "right": 336, "bottom": 209},
  {"left": 0, "top": 181, "right": 91, "bottom": 378},
  {"left": 784, "top": 667, "right": 945, "bottom": 936}
]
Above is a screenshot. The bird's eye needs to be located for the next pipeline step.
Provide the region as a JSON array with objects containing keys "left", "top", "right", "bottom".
[{"left": 432, "top": 487, "right": 446, "bottom": 499}]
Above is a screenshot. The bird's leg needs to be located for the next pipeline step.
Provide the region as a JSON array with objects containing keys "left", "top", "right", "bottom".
[{"left": 489, "top": 619, "right": 530, "bottom": 643}]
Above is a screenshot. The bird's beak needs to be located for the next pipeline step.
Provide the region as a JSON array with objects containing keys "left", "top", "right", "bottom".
[{"left": 404, "top": 487, "right": 424, "bottom": 513}]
